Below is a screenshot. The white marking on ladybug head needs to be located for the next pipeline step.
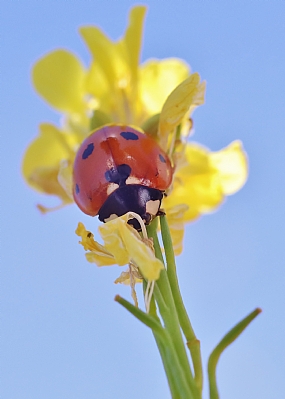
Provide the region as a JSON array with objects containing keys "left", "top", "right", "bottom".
[
  {"left": 146, "top": 200, "right": 160, "bottom": 216},
  {"left": 104, "top": 213, "right": 119, "bottom": 223},
  {"left": 107, "top": 183, "right": 119, "bottom": 195},
  {"left": 126, "top": 176, "right": 141, "bottom": 185}
]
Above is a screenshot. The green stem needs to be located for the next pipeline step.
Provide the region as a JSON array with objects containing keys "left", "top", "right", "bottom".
[
  {"left": 146, "top": 286, "right": 182, "bottom": 399},
  {"left": 160, "top": 215, "right": 203, "bottom": 393},
  {"left": 147, "top": 223, "right": 200, "bottom": 399},
  {"left": 207, "top": 308, "right": 262, "bottom": 399},
  {"left": 116, "top": 294, "right": 190, "bottom": 399}
]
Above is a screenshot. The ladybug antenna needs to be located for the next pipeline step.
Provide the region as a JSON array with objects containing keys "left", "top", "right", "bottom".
[{"left": 127, "top": 212, "right": 147, "bottom": 239}]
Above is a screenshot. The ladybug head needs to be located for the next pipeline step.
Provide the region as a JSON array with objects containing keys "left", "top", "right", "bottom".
[{"left": 98, "top": 184, "right": 163, "bottom": 230}]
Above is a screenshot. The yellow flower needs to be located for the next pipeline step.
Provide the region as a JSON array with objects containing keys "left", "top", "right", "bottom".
[
  {"left": 164, "top": 140, "right": 247, "bottom": 221},
  {"left": 23, "top": 5, "right": 248, "bottom": 255},
  {"left": 23, "top": 5, "right": 201, "bottom": 212},
  {"left": 76, "top": 213, "right": 164, "bottom": 282}
]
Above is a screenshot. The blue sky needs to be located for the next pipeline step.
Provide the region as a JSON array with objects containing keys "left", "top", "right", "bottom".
[{"left": 2, "top": 1, "right": 285, "bottom": 398}]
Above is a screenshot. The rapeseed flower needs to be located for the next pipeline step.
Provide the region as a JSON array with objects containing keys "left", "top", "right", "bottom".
[{"left": 22, "top": 4, "right": 247, "bottom": 254}]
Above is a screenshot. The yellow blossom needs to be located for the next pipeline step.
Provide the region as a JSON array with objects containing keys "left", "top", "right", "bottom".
[
  {"left": 76, "top": 214, "right": 164, "bottom": 282},
  {"left": 23, "top": 5, "right": 248, "bottom": 255},
  {"left": 163, "top": 140, "right": 248, "bottom": 224}
]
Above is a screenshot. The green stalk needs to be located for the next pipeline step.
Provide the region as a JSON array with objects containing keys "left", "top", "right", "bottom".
[
  {"left": 208, "top": 308, "right": 262, "bottom": 399},
  {"left": 115, "top": 294, "right": 190, "bottom": 399},
  {"left": 160, "top": 215, "right": 203, "bottom": 392},
  {"left": 147, "top": 223, "right": 200, "bottom": 399}
]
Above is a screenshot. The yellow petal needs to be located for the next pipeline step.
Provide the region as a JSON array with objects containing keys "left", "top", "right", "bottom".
[
  {"left": 164, "top": 204, "right": 189, "bottom": 256},
  {"left": 22, "top": 123, "right": 74, "bottom": 196},
  {"left": 140, "top": 58, "right": 190, "bottom": 115},
  {"left": 158, "top": 73, "right": 206, "bottom": 150},
  {"left": 99, "top": 216, "right": 164, "bottom": 280},
  {"left": 32, "top": 50, "right": 86, "bottom": 113},
  {"left": 75, "top": 222, "right": 116, "bottom": 266},
  {"left": 210, "top": 140, "right": 248, "bottom": 195},
  {"left": 58, "top": 159, "right": 74, "bottom": 200},
  {"left": 123, "top": 5, "right": 147, "bottom": 82},
  {"left": 117, "top": 217, "right": 164, "bottom": 281},
  {"left": 80, "top": 26, "right": 123, "bottom": 89},
  {"left": 164, "top": 144, "right": 224, "bottom": 222},
  {"left": 165, "top": 140, "right": 248, "bottom": 223},
  {"left": 114, "top": 270, "right": 143, "bottom": 285},
  {"left": 99, "top": 218, "right": 131, "bottom": 266},
  {"left": 84, "top": 61, "right": 109, "bottom": 104}
]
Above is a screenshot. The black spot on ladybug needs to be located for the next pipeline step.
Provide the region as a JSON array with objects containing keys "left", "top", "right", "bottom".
[
  {"left": 105, "top": 164, "right": 131, "bottom": 186},
  {"left": 120, "top": 131, "right": 139, "bottom": 141},
  {"left": 75, "top": 184, "right": 80, "bottom": 194},
  {"left": 159, "top": 154, "right": 166, "bottom": 163},
  {"left": 82, "top": 143, "right": 94, "bottom": 159}
]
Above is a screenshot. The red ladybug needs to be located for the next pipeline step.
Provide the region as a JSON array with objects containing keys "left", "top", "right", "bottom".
[{"left": 73, "top": 124, "right": 173, "bottom": 229}]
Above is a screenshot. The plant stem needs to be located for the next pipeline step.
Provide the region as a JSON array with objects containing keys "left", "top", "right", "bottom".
[
  {"left": 147, "top": 223, "right": 200, "bottom": 399},
  {"left": 208, "top": 308, "right": 262, "bottom": 399},
  {"left": 160, "top": 215, "right": 203, "bottom": 393}
]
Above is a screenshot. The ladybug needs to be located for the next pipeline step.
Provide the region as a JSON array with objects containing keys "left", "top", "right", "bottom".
[{"left": 73, "top": 124, "right": 173, "bottom": 230}]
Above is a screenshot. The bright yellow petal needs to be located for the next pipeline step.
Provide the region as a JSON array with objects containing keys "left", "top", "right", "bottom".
[
  {"left": 123, "top": 5, "right": 147, "bottom": 82},
  {"left": 22, "top": 123, "right": 74, "bottom": 196},
  {"left": 210, "top": 140, "right": 248, "bottom": 195},
  {"left": 165, "top": 140, "right": 248, "bottom": 223},
  {"left": 32, "top": 50, "right": 86, "bottom": 113},
  {"left": 84, "top": 61, "right": 109, "bottom": 104},
  {"left": 79, "top": 26, "right": 122, "bottom": 89},
  {"left": 158, "top": 73, "right": 206, "bottom": 150},
  {"left": 75, "top": 222, "right": 116, "bottom": 266},
  {"left": 164, "top": 144, "right": 224, "bottom": 222},
  {"left": 140, "top": 58, "right": 190, "bottom": 116}
]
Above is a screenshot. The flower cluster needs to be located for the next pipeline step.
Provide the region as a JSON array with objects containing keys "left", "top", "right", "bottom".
[{"left": 23, "top": 5, "right": 247, "bottom": 272}]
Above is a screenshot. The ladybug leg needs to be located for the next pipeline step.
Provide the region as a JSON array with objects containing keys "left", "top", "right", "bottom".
[{"left": 157, "top": 208, "right": 166, "bottom": 217}]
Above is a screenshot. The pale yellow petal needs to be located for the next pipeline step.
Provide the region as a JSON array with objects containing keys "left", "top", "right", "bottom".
[
  {"left": 210, "top": 140, "right": 248, "bottom": 195},
  {"left": 85, "top": 252, "right": 116, "bottom": 266},
  {"left": 99, "top": 219, "right": 131, "bottom": 266},
  {"left": 32, "top": 50, "right": 86, "bottom": 113},
  {"left": 58, "top": 159, "right": 74, "bottom": 200},
  {"left": 117, "top": 219, "right": 164, "bottom": 281},
  {"left": 140, "top": 58, "right": 190, "bottom": 115},
  {"left": 75, "top": 222, "right": 116, "bottom": 266},
  {"left": 164, "top": 204, "right": 188, "bottom": 256},
  {"left": 158, "top": 74, "right": 206, "bottom": 150}
]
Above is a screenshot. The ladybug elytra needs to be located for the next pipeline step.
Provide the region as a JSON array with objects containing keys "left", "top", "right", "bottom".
[{"left": 73, "top": 125, "right": 173, "bottom": 229}]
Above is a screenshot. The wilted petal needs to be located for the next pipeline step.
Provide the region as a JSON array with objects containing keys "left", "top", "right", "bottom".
[
  {"left": 99, "top": 218, "right": 131, "bottom": 266},
  {"left": 99, "top": 216, "right": 164, "bottom": 281},
  {"left": 33, "top": 50, "right": 86, "bottom": 113},
  {"left": 117, "top": 216, "right": 164, "bottom": 281},
  {"left": 75, "top": 222, "right": 116, "bottom": 266}
]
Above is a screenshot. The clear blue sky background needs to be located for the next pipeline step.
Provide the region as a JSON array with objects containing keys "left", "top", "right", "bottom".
[{"left": 2, "top": 1, "right": 285, "bottom": 398}]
